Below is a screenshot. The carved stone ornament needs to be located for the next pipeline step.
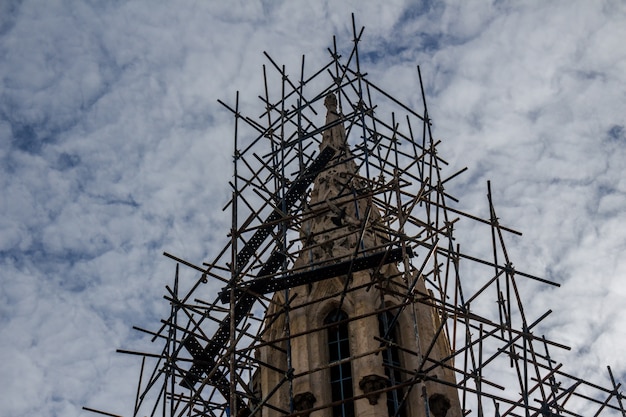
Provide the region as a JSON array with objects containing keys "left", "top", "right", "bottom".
[
  {"left": 293, "top": 391, "right": 316, "bottom": 416},
  {"left": 428, "top": 393, "right": 451, "bottom": 417},
  {"left": 359, "top": 374, "right": 390, "bottom": 405}
]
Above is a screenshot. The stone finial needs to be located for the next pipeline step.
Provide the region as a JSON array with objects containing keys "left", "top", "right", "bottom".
[
  {"left": 324, "top": 92, "right": 338, "bottom": 112},
  {"left": 320, "top": 92, "right": 347, "bottom": 152},
  {"left": 359, "top": 374, "right": 390, "bottom": 405}
]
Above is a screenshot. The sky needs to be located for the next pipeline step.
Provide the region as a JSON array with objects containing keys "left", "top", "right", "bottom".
[{"left": 1, "top": 1, "right": 625, "bottom": 416}]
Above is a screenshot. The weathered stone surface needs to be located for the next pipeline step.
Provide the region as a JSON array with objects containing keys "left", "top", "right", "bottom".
[{"left": 257, "top": 94, "right": 461, "bottom": 417}]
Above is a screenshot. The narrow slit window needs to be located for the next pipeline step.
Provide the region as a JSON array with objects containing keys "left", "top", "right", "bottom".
[
  {"left": 325, "top": 309, "right": 355, "bottom": 417},
  {"left": 379, "top": 311, "right": 406, "bottom": 417}
]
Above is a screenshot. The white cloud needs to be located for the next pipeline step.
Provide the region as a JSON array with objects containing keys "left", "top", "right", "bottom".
[{"left": 1, "top": 0, "right": 625, "bottom": 415}]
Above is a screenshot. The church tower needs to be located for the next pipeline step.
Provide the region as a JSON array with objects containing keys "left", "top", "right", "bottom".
[
  {"left": 92, "top": 21, "right": 625, "bottom": 417},
  {"left": 256, "top": 92, "right": 462, "bottom": 417}
]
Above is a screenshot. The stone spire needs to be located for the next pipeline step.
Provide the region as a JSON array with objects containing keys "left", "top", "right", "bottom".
[
  {"left": 321, "top": 92, "right": 349, "bottom": 153},
  {"left": 296, "top": 93, "right": 383, "bottom": 266},
  {"left": 258, "top": 92, "right": 462, "bottom": 417}
]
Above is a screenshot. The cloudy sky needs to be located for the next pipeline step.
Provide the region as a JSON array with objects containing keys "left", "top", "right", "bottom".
[{"left": 1, "top": 1, "right": 625, "bottom": 416}]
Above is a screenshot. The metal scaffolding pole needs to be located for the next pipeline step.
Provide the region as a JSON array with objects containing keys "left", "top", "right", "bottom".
[{"left": 86, "top": 17, "right": 625, "bottom": 417}]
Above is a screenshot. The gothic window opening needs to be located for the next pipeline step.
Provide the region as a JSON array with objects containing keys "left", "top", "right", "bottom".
[
  {"left": 379, "top": 311, "right": 406, "bottom": 417},
  {"left": 325, "top": 309, "right": 355, "bottom": 417}
]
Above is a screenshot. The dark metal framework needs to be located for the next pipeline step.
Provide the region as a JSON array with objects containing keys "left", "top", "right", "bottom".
[{"left": 85, "top": 17, "right": 625, "bottom": 417}]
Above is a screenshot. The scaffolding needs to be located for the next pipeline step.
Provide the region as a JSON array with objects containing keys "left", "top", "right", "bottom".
[{"left": 85, "top": 17, "right": 625, "bottom": 417}]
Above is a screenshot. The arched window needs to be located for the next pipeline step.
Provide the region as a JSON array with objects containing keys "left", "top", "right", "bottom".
[
  {"left": 325, "top": 309, "right": 355, "bottom": 417},
  {"left": 379, "top": 310, "right": 406, "bottom": 417}
]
